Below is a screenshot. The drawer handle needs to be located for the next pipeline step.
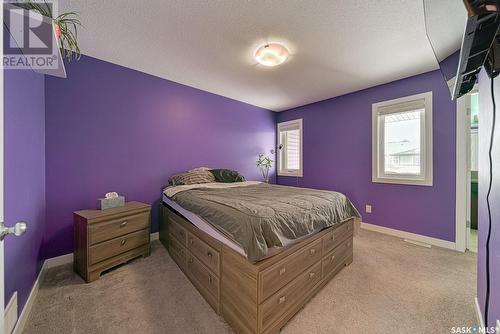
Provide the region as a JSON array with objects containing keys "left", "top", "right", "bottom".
[
  {"left": 279, "top": 267, "right": 286, "bottom": 275},
  {"left": 331, "top": 255, "right": 336, "bottom": 261},
  {"left": 189, "top": 237, "right": 193, "bottom": 245},
  {"left": 331, "top": 234, "right": 335, "bottom": 241},
  {"left": 188, "top": 258, "right": 193, "bottom": 264},
  {"left": 279, "top": 296, "right": 286, "bottom": 304},
  {"left": 347, "top": 225, "right": 351, "bottom": 231},
  {"left": 208, "top": 275, "right": 212, "bottom": 283},
  {"left": 120, "top": 221, "right": 128, "bottom": 228},
  {"left": 120, "top": 239, "right": 126, "bottom": 246},
  {"left": 309, "top": 272, "right": 316, "bottom": 279},
  {"left": 309, "top": 248, "right": 316, "bottom": 255},
  {"left": 207, "top": 252, "right": 213, "bottom": 258}
]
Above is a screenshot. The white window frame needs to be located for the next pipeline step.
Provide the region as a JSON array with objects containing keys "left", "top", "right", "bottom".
[
  {"left": 277, "top": 119, "right": 303, "bottom": 177},
  {"left": 372, "top": 91, "right": 433, "bottom": 186}
]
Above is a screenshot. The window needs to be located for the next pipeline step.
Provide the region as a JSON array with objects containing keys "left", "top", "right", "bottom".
[
  {"left": 372, "top": 92, "right": 433, "bottom": 186},
  {"left": 278, "top": 119, "right": 303, "bottom": 177}
]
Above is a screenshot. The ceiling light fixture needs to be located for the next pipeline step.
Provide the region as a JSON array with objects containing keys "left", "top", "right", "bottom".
[{"left": 254, "top": 43, "right": 289, "bottom": 67}]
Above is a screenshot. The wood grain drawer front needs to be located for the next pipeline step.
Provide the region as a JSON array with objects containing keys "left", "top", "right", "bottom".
[
  {"left": 168, "top": 233, "right": 187, "bottom": 270},
  {"left": 89, "top": 212, "right": 150, "bottom": 245},
  {"left": 322, "top": 237, "right": 353, "bottom": 278},
  {"left": 187, "top": 254, "right": 220, "bottom": 312},
  {"left": 321, "top": 220, "right": 354, "bottom": 255},
  {"left": 187, "top": 232, "right": 220, "bottom": 274},
  {"left": 260, "top": 261, "right": 322, "bottom": 331},
  {"left": 260, "top": 238, "right": 322, "bottom": 302},
  {"left": 89, "top": 229, "right": 150, "bottom": 265},
  {"left": 168, "top": 218, "right": 187, "bottom": 246}
]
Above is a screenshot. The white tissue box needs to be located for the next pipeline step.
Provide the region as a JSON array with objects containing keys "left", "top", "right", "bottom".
[{"left": 97, "top": 196, "right": 125, "bottom": 210}]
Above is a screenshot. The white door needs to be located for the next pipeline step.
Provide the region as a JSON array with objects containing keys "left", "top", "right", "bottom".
[{"left": 1, "top": 3, "right": 5, "bottom": 329}]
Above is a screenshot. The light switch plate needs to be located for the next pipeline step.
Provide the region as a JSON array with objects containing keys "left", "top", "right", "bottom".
[{"left": 365, "top": 205, "right": 372, "bottom": 213}]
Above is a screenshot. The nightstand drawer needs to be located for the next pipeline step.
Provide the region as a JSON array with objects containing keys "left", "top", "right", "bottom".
[
  {"left": 89, "top": 212, "right": 150, "bottom": 245},
  {"left": 89, "top": 229, "right": 149, "bottom": 265}
]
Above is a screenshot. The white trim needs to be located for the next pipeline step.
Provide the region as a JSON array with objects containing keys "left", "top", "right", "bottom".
[
  {"left": 403, "top": 239, "right": 431, "bottom": 248},
  {"left": 372, "top": 91, "right": 433, "bottom": 186},
  {"left": 474, "top": 297, "right": 485, "bottom": 329},
  {"left": 10, "top": 231, "right": 159, "bottom": 333},
  {"left": 360, "top": 222, "right": 456, "bottom": 250},
  {"left": 45, "top": 253, "right": 73, "bottom": 269},
  {"left": 455, "top": 94, "right": 469, "bottom": 252},
  {"left": 12, "top": 262, "right": 46, "bottom": 334},
  {"left": 5, "top": 292, "right": 17, "bottom": 334},
  {"left": 277, "top": 118, "right": 303, "bottom": 177},
  {"left": 0, "top": 2, "right": 5, "bottom": 330},
  {"left": 496, "top": 319, "right": 500, "bottom": 333}
]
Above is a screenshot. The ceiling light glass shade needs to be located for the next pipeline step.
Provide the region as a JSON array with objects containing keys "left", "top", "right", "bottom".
[{"left": 254, "top": 43, "right": 289, "bottom": 67}]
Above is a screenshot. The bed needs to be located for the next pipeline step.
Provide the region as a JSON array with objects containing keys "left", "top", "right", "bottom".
[{"left": 159, "top": 181, "right": 360, "bottom": 334}]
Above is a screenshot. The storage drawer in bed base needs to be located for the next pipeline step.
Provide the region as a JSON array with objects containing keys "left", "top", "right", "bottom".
[{"left": 160, "top": 204, "right": 355, "bottom": 334}]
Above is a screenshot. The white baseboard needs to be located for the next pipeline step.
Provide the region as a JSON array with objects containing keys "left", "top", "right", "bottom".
[
  {"left": 9, "top": 231, "right": 159, "bottom": 333},
  {"left": 360, "top": 222, "right": 456, "bottom": 250},
  {"left": 45, "top": 253, "right": 73, "bottom": 269},
  {"left": 12, "top": 262, "right": 46, "bottom": 334},
  {"left": 474, "top": 297, "right": 485, "bottom": 329},
  {"left": 5, "top": 292, "right": 17, "bottom": 334}
]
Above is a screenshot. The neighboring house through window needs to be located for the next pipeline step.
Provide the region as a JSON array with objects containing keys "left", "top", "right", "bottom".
[{"left": 372, "top": 92, "right": 433, "bottom": 186}]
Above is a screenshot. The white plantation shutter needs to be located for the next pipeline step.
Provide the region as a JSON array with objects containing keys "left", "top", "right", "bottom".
[
  {"left": 285, "top": 129, "right": 300, "bottom": 169},
  {"left": 278, "top": 119, "right": 303, "bottom": 176}
]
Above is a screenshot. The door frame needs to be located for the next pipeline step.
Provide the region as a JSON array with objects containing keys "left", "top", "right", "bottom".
[
  {"left": 455, "top": 85, "right": 476, "bottom": 252},
  {"left": 0, "top": 2, "right": 6, "bottom": 330}
]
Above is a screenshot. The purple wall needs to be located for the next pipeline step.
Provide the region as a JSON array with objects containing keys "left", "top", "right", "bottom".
[
  {"left": 276, "top": 70, "right": 457, "bottom": 242},
  {"left": 4, "top": 68, "right": 46, "bottom": 312},
  {"left": 44, "top": 55, "right": 276, "bottom": 258},
  {"left": 477, "top": 70, "right": 500, "bottom": 327}
]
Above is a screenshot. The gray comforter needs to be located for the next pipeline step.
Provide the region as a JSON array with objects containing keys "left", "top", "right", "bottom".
[{"left": 171, "top": 183, "right": 360, "bottom": 262}]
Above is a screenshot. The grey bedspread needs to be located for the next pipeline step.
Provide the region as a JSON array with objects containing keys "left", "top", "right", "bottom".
[{"left": 170, "top": 183, "right": 360, "bottom": 262}]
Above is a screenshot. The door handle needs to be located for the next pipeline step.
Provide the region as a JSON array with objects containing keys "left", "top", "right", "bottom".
[{"left": 0, "top": 221, "right": 27, "bottom": 241}]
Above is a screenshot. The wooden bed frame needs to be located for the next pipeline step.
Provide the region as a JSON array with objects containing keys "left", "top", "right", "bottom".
[{"left": 159, "top": 204, "right": 354, "bottom": 334}]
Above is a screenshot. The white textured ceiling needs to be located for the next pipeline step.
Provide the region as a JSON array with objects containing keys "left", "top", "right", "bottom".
[{"left": 59, "top": 0, "right": 465, "bottom": 111}]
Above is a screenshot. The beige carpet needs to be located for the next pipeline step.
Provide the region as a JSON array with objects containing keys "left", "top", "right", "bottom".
[{"left": 22, "top": 229, "right": 477, "bottom": 334}]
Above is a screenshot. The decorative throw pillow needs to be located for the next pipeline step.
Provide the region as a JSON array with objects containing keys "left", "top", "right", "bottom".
[
  {"left": 188, "top": 167, "right": 211, "bottom": 172},
  {"left": 168, "top": 169, "right": 215, "bottom": 186},
  {"left": 210, "top": 169, "right": 246, "bottom": 183}
]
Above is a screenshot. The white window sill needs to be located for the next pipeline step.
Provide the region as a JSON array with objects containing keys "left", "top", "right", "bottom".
[
  {"left": 372, "top": 176, "right": 432, "bottom": 186},
  {"left": 278, "top": 172, "right": 303, "bottom": 177}
]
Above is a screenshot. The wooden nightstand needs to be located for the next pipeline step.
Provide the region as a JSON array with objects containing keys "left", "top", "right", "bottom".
[{"left": 73, "top": 201, "right": 151, "bottom": 282}]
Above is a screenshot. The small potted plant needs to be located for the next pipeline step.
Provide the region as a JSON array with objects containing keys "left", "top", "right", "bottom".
[
  {"left": 17, "top": 1, "right": 82, "bottom": 61},
  {"left": 256, "top": 154, "right": 273, "bottom": 183}
]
